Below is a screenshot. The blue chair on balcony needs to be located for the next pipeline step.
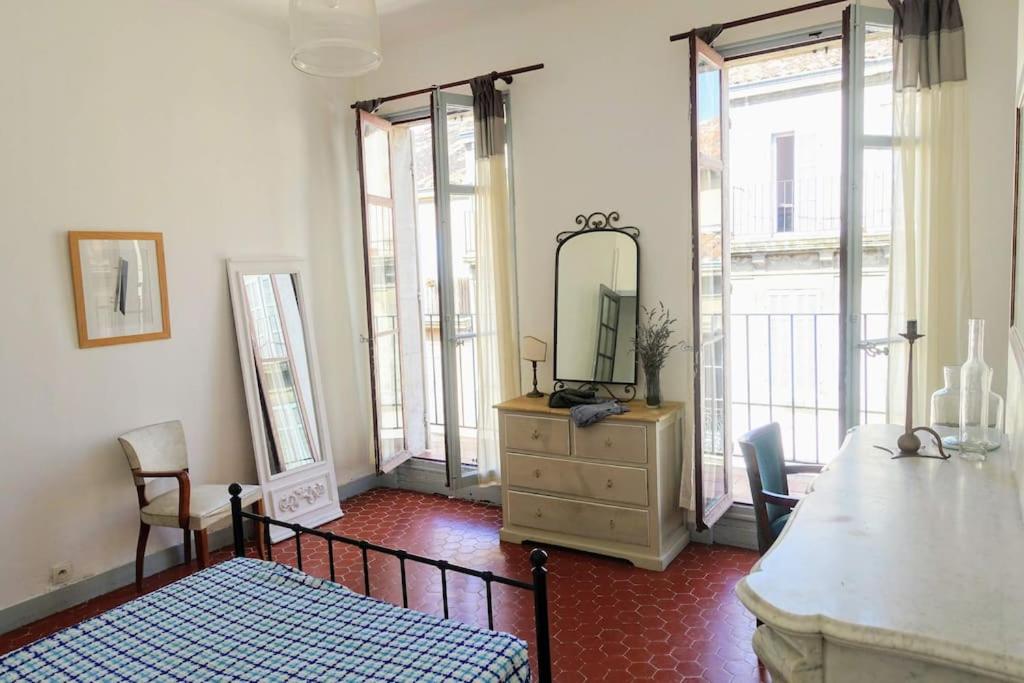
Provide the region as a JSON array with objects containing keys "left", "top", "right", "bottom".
[{"left": 738, "top": 423, "right": 823, "bottom": 555}]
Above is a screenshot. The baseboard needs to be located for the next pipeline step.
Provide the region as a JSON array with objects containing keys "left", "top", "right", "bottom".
[
  {"left": 690, "top": 504, "right": 759, "bottom": 551},
  {"left": 1, "top": 473, "right": 389, "bottom": 636},
  {"left": 338, "top": 472, "right": 390, "bottom": 500},
  {"left": 0, "top": 527, "right": 235, "bottom": 636}
]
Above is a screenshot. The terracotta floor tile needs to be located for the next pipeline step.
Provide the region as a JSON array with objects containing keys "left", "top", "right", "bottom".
[{"left": 0, "top": 488, "right": 766, "bottom": 681}]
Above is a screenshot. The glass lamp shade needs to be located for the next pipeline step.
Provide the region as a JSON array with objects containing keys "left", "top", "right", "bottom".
[{"left": 289, "top": 0, "right": 382, "bottom": 78}]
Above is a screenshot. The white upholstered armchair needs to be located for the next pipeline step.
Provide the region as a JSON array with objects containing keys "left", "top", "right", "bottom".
[{"left": 118, "top": 420, "right": 263, "bottom": 591}]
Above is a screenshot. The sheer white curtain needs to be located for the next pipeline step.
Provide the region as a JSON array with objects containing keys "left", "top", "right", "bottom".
[
  {"left": 887, "top": 0, "right": 970, "bottom": 424},
  {"left": 472, "top": 76, "right": 519, "bottom": 485}
]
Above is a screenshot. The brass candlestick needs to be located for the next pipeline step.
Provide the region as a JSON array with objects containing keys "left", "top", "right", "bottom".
[{"left": 893, "top": 320, "right": 949, "bottom": 460}]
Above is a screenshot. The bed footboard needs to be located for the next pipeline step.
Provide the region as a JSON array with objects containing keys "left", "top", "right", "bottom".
[{"left": 229, "top": 484, "right": 551, "bottom": 683}]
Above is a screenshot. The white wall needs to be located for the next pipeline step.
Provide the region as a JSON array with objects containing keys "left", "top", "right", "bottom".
[
  {"left": 0, "top": 0, "right": 371, "bottom": 612},
  {"left": 964, "top": 0, "right": 1019, "bottom": 396},
  {"left": 356, "top": 0, "right": 1017, "bottom": 400},
  {"left": 1, "top": 0, "right": 1016, "bottom": 617}
]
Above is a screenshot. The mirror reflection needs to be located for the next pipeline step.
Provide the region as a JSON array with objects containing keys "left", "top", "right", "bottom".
[
  {"left": 556, "top": 231, "right": 639, "bottom": 384},
  {"left": 242, "top": 273, "right": 321, "bottom": 474}
]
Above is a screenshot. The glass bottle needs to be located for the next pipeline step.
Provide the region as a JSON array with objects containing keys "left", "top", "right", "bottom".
[
  {"left": 959, "top": 319, "right": 992, "bottom": 460},
  {"left": 931, "top": 366, "right": 961, "bottom": 427}
]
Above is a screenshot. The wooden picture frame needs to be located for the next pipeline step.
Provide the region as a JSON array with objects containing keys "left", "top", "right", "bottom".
[{"left": 68, "top": 231, "right": 171, "bottom": 348}]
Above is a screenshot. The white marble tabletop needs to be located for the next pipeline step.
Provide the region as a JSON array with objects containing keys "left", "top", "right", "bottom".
[{"left": 737, "top": 424, "right": 1024, "bottom": 679}]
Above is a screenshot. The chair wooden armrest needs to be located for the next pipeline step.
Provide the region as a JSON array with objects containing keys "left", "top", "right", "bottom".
[
  {"left": 785, "top": 463, "right": 824, "bottom": 475},
  {"left": 134, "top": 469, "right": 191, "bottom": 529},
  {"left": 762, "top": 491, "right": 800, "bottom": 509}
]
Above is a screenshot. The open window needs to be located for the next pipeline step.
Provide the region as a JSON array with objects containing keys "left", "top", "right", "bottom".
[
  {"left": 357, "top": 111, "right": 415, "bottom": 474},
  {"left": 690, "top": 36, "right": 733, "bottom": 530},
  {"left": 356, "top": 92, "right": 515, "bottom": 490},
  {"left": 686, "top": 5, "right": 895, "bottom": 520}
]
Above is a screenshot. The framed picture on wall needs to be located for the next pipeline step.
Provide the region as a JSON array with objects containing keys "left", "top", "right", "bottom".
[
  {"left": 1013, "top": 96, "right": 1024, "bottom": 344},
  {"left": 68, "top": 231, "right": 171, "bottom": 348}
]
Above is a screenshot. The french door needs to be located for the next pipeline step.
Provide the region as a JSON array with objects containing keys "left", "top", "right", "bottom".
[
  {"left": 840, "top": 4, "right": 897, "bottom": 434},
  {"left": 357, "top": 110, "right": 410, "bottom": 473},
  {"left": 689, "top": 6, "right": 894, "bottom": 526},
  {"left": 358, "top": 92, "right": 497, "bottom": 490},
  {"left": 431, "top": 89, "right": 481, "bottom": 489},
  {"left": 690, "top": 36, "right": 733, "bottom": 530}
]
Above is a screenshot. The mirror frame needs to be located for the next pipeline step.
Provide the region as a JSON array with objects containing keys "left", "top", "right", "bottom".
[
  {"left": 553, "top": 211, "right": 641, "bottom": 398},
  {"left": 226, "top": 258, "right": 341, "bottom": 541}
]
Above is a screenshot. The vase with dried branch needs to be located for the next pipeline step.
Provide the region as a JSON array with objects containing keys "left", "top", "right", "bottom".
[{"left": 632, "top": 302, "right": 690, "bottom": 407}]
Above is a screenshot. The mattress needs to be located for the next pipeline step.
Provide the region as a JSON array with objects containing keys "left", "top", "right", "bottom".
[{"left": 1, "top": 557, "right": 531, "bottom": 682}]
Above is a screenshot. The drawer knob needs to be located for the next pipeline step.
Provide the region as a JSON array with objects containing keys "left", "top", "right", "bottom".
[
  {"left": 604, "top": 438, "right": 614, "bottom": 448},
  {"left": 535, "top": 509, "right": 543, "bottom": 518},
  {"left": 609, "top": 519, "right": 616, "bottom": 529},
  {"left": 533, "top": 468, "right": 542, "bottom": 478},
  {"left": 530, "top": 429, "right": 541, "bottom": 440},
  {"left": 606, "top": 479, "right": 614, "bottom": 489}
]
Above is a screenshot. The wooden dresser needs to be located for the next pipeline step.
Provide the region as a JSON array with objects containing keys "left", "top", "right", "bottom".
[{"left": 496, "top": 396, "right": 688, "bottom": 570}]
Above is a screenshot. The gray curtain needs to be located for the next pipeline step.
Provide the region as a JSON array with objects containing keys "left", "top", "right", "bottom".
[
  {"left": 890, "top": 0, "right": 967, "bottom": 91},
  {"left": 470, "top": 74, "right": 506, "bottom": 158}
]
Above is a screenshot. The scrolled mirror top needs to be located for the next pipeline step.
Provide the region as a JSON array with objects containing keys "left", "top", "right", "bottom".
[{"left": 556, "top": 211, "right": 640, "bottom": 243}]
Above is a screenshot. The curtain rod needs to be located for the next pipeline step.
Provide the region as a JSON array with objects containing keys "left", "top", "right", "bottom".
[
  {"left": 669, "top": 0, "right": 849, "bottom": 42},
  {"left": 349, "top": 63, "right": 545, "bottom": 110}
]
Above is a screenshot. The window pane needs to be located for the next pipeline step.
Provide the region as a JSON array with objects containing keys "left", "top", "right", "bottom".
[
  {"left": 366, "top": 199, "right": 404, "bottom": 457},
  {"left": 447, "top": 109, "right": 475, "bottom": 186},
  {"left": 362, "top": 123, "right": 392, "bottom": 198},
  {"left": 864, "top": 25, "right": 894, "bottom": 137},
  {"left": 697, "top": 55, "right": 723, "bottom": 160},
  {"left": 698, "top": 163, "right": 728, "bottom": 513},
  {"left": 449, "top": 193, "right": 478, "bottom": 469}
]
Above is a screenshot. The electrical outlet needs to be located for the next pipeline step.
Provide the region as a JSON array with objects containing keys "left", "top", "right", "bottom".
[{"left": 51, "top": 562, "right": 73, "bottom": 586}]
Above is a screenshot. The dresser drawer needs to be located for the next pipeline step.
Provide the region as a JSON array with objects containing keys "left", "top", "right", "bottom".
[
  {"left": 507, "top": 491, "right": 650, "bottom": 547},
  {"left": 503, "top": 414, "right": 570, "bottom": 456},
  {"left": 506, "top": 453, "right": 648, "bottom": 507},
  {"left": 573, "top": 422, "right": 647, "bottom": 464}
]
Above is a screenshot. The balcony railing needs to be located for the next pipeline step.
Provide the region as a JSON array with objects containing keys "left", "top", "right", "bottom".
[
  {"left": 731, "top": 312, "right": 889, "bottom": 465},
  {"left": 374, "top": 313, "right": 479, "bottom": 433},
  {"left": 731, "top": 176, "right": 892, "bottom": 238}
]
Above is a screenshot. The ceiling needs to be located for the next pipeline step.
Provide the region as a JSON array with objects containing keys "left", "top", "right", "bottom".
[
  {"left": 214, "top": 0, "right": 466, "bottom": 28},
  {"left": 208, "top": 0, "right": 528, "bottom": 44}
]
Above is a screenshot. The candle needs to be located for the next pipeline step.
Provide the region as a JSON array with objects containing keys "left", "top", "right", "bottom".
[{"left": 907, "top": 320, "right": 918, "bottom": 336}]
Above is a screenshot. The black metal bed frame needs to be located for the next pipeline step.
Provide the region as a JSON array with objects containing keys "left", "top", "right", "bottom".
[{"left": 228, "top": 484, "right": 552, "bottom": 682}]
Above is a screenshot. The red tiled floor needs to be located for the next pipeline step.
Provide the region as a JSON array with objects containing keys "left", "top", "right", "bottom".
[{"left": 0, "top": 489, "right": 766, "bottom": 682}]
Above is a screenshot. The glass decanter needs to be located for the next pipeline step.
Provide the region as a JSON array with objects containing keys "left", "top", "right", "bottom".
[{"left": 959, "top": 319, "right": 993, "bottom": 460}]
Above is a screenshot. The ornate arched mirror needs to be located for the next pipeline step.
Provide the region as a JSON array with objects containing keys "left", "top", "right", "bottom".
[{"left": 553, "top": 212, "right": 640, "bottom": 399}]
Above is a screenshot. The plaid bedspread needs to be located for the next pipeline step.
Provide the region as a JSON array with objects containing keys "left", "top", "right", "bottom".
[{"left": 1, "top": 558, "right": 531, "bottom": 682}]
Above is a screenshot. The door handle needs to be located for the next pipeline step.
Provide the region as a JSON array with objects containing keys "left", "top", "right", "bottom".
[{"left": 857, "top": 337, "right": 903, "bottom": 357}]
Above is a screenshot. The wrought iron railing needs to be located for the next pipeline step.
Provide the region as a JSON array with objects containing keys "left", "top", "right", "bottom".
[
  {"left": 374, "top": 313, "right": 480, "bottom": 433},
  {"left": 731, "top": 312, "right": 889, "bottom": 464},
  {"left": 731, "top": 175, "right": 892, "bottom": 238}
]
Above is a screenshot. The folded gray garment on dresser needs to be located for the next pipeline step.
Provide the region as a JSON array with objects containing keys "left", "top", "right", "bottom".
[{"left": 570, "top": 400, "right": 630, "bottom": 427}]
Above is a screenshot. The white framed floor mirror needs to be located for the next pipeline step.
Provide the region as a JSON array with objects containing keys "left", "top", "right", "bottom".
[{"left": 227, "top": 258, "right": 341, "bottom": 541}]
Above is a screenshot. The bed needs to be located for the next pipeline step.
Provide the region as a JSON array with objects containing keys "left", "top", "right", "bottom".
[{"left": 1, "top": 485, "right": 552, "bottom": 682}]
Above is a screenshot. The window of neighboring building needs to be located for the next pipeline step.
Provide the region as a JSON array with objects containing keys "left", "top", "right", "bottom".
[{"left": 774, "top": 132, "right": 795, "bottom": 232}]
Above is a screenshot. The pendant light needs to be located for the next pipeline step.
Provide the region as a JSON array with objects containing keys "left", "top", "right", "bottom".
[{"left": 289, "top": 0, "right": 382, "bottom": 78}]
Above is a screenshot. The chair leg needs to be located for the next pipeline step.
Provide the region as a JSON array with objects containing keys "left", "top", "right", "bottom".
[
  {"left": 253, "top": 499, "right": 266, "bottom": 560},
  {"left": 183, "top": 528, "right": 192, "bottom": 565},
  {"left": 195, "top": 530, "right": 210, "bottom": 569},
  {"left": 135, "top": 522, "right": 150, "bottom": 593}
]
